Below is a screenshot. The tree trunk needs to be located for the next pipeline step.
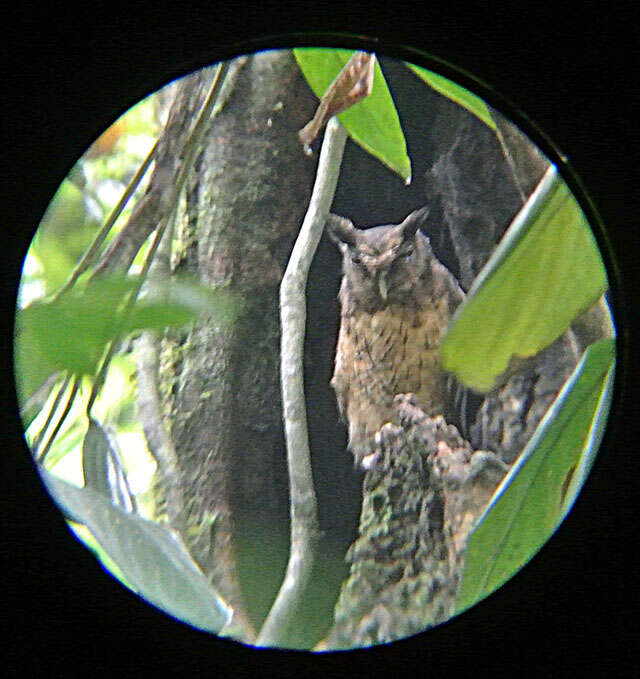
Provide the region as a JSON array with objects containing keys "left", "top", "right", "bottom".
[{"left": 153, "top": 51, "right": 316, "bottom": 639}]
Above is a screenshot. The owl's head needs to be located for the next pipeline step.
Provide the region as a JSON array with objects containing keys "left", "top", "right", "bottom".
[{"left": 328, "top": 207, "right": 433, "bottom": 309}]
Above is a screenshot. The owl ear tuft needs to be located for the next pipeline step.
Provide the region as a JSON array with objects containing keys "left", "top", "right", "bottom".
[
  {"left": 400, "top": 206, "right": 430, "bottom": 239},
  {"left": 327, "top": 214, "right": 358, "bottom": 247}
]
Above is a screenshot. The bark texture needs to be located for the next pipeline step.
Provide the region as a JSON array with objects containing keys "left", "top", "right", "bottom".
[
  {"left": 323, "top": 395, "right": 507, "bottom": 648},
  {"left": 153, "top": 52, "right": 316, "bottom": 638},
  {"left": 424, "top": 100, "right": 586, "bottom": 463}
]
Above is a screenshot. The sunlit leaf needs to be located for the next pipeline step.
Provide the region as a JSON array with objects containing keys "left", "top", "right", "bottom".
[
  {"left": 127, "top": 278, "right": 241, "bottom": 334},
  {"left": 15, "top": 278, "right": 137, "bottom": 402},
  {"left": 406, "top": 63, "right": 496, "bottom": 130},
  {"left": 441, "top": 166, "right": 609, "bottom": 392},
  {"left": 457, "top": 338, "right": 615, "bottom": 613},
  {"left": 559, "top": 347, "right": 615, "bottom": 522},
  {"left": 40, "top": 468, "right": 232, "bottom": 633},
  {"left": 294, "top": 48, "right": 411, "bottom": 183}
]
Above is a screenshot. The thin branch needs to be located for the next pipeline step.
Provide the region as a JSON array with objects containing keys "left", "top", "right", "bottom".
[
  {"left": 93, "top": 61, "right": 230, "bottom": 278},
  {"left": 29, "top": 373, "right": 71, "bottom": 456},
  {"left": 36, "top": 376, "right": 80, "bottom": 464},
  {"left": 86, "top": 61, "right": 230, "bottom": 417},
  {"left": 53, "top": 139, "right": 159, "bottom": 300},
  {"left": 86, "top": 221, "right": 166, "bottom": 416},
  {"left": 256, "top": 116, "right": 348, "bottom": 647}
]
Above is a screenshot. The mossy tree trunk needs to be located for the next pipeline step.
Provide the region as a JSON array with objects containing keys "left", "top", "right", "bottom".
[{"left": 152, "top": 51, "right": 316, "bottom": 640}]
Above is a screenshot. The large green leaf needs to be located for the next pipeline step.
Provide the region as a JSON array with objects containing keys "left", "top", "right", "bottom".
[
  {"left": 294, "top": 48, "right": 411, "bottom": 183},
  {"left": 440, "top": 166, "right": 609, "bottom": 392},
  {"left": 14, "top": 276, "right": 239, "bottom": 405},
  {"left": 456, "top": 338, "right": 615, "bottom": 613},
  {"left": 406, "top": 63, "right": 496, "bottom": 130},
  {"left": 14, "top": 278, "right": 135, "bottom": 402},
  {"left": 40, "top": 468, "right": 232, "bottom": 633}
]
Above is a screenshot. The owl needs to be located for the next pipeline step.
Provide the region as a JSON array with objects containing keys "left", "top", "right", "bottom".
[{"left": 328, "top": 207, "right": 465, "bottom": 468}]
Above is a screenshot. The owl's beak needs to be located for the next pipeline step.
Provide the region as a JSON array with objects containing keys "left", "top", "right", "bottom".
[{"left": 377, "top": 270, "right": 388, "bottom": 300}]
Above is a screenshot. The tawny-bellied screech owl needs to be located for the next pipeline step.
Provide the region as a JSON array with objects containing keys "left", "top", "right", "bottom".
[{"left": 328, "top": 207, "right": 465, "bottom": 468}]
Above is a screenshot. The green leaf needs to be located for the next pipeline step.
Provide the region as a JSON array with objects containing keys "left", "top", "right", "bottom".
[
  {"left": 40, "top": 468, "right": 232, "bottom": 633},
  {"left": 440, "top": 166, "right": 610, "bottom": 392},
  {"left": 559, "top": 345, "right": 615, "bottom": 522},
  {"left": 14, "top": 276, "right": 239, "bottom": 405},
  {"left": 126, "top": 278, "right": 241, "bottom": 335},
  {"left": 406, "top": 63, "right": 496, "bottom": 130},
  {"left": 294, "top": 48, "right": 411, "bottom": 183},
  {"left": 456, "top": 338, "right": 615, "bottom": 613},
  {"left": 14, "top": 278, "right": 136, "bottom": 403}
]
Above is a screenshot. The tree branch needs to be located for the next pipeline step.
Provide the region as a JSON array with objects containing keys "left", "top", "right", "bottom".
[
  {"left": 256, "top": 117, "right": 348, "bottom": 647},
  {"left": 93, "top": 61, "right": 230, "bottom": 277},
  {"left": 322, "top": 395, "right": 508, "bottom": 649}
]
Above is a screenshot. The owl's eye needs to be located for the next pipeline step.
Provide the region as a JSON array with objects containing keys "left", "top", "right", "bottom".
[
  {"left": 401, "top": 248, "right": 414, "bottom": 261},
  {"left": 351, "top": 253, "right": 362, "bottom": 265}
]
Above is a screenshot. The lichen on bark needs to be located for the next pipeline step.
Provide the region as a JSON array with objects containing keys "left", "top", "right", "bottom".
[
  {"left": 324, "top": 396, "right": 508, "bottom": 649},
  {"left": 150, "top": 50, "right": 317, "bottom": 638}
]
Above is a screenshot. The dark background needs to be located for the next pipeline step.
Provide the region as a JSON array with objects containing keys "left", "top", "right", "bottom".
[{"left": 3, "top": 5, "right": 637, "bottom": 676}]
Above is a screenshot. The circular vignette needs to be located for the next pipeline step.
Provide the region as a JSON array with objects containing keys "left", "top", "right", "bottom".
[{"left": 9, "top": 34, "right": 624, "bottom": 660}]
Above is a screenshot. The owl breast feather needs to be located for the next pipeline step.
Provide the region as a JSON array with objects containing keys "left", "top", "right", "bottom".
[{"left": 332, "top": 301, "right": 450, "bottom": 462}]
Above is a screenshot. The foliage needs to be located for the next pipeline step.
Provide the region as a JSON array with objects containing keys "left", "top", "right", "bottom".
[
  {"left": 15, "top": 49, "right": 617, "bottom": 648},
  {"left": 14, "top": 275, "right": 240, "bottom": 405},
  {"left": 440, "top": 166, "right": 610, "bottom": 392},
  {"left": 457, "top": 338, "right": 615, "bottom": 612},
  {"left": 22, "top": 95, "right": 160, "bottom": 301},
  {"left": 40, "top": 468, "right": 232, "bottom": 633},
  {"left": 406, "top": 63, "right": 496, "bottom": 130},
  {"left": 27, "top": 178, "right": 103, "bottom": 296},
  {"left": 294, "top": 48, "right": 411, "bottom": 183},
  {"left": 296, "top": 47, "right": 615, "bottom": 643}
]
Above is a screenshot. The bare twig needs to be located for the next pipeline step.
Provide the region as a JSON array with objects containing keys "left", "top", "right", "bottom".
[
  {"left": 256, "top": 117, "right": 348, "bottom": 647},
  {"left": 29, "top": 373, "right": 71, "bottom": 456},
  {"left": 36, "top": 376, "right": 80, "bottom": 464},
  {"left": 53, "top": 138, "right": 159, "bottom": 300},
  {"left": 93, "top": 61, "right": 230, "bottom": 278},
  {"left": 86, "top": 61, "right": 230, "bottom": 417}
]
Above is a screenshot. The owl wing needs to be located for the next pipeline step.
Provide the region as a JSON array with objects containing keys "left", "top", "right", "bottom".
[
  {"left": 330, "top": 372, "right": 348, "bottom": 423},
  {"left": 433, "top": 257, "right": 484, "bottom": 440},
  {"left": 330, "top": 329, "right": 350, "bottom": 424}
]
